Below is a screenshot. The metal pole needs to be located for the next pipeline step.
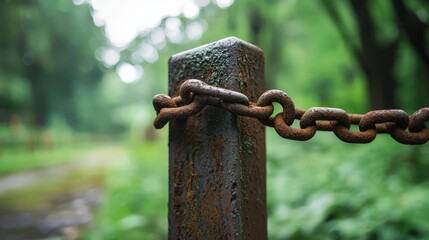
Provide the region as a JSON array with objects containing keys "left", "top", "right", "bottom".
[{"left": 168, "top": 37, "right": 267, "bottom": 239}]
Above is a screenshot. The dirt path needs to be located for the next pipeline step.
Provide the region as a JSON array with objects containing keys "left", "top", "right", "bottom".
[
  {"left": 0, "top": 145, "right": 128, "bottom": 239},
  {"left": 0, "top": 147, "right": 127, "bottom": 193}
]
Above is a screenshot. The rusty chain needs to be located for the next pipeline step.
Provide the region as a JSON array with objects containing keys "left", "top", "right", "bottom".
[{"left": 153, "top": 79, "right": 429, "bottom": 145}]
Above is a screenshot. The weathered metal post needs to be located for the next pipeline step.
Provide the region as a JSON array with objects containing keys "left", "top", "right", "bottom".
[{"left": 168, "top": 37, "right": 267, "bottom": 239}]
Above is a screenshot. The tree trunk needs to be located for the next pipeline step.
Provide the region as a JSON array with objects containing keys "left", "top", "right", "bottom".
[{"left": 349, "top": 0, "right": 399, "bottom": 109}]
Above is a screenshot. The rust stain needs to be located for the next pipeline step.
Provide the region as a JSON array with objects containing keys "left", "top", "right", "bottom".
[{"left": 168, "top": 37, "right": 267, "bottom": 239}]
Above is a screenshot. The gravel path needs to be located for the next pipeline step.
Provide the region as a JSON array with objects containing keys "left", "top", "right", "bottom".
[{"left": 0, "top": 146, "right": 127, "bottom": 240}]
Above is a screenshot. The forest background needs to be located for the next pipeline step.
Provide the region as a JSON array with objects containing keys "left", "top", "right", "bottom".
[{"left": 0, "top": 0, "right": 428, "bottom": 239}]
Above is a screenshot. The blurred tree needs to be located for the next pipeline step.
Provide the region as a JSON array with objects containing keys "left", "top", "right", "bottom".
[
  {"left": 219, "top": 0, "right": 429, "bottom": 110},
  {"left": 321, "top": 0, "right": 429, "bottom": 109},
  {"left": 225, "top": 0, "right": 287, "bottom": 89},
  {"left": 220, "top": 0, "right": 367, "bottom": 112},
  {"left": 0, "top": 0, "right": 105, "bottom": 126}
]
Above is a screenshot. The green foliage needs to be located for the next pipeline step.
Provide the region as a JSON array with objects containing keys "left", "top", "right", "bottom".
[
  {"left": 1, "top": 0, "right": 428, "bottom": 239},
  {"left": 267, "top": 131, "right": 429, "bottom": 239},
  {"left": 0, "top": 128, "right": 94, "bottom": 174},
  {"left": 0, "top": 70, "right": 30, "bottom": 111},
  {"left": 0, "top": 0, "right": 105, "bottom": 127},
  {"left": 86, "top": 133, "right": 168, "bottom": 240}
]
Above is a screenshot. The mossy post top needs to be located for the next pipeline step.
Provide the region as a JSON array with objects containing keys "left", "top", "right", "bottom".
[{"left": 168, "top": 37, "right": 264, "bottom": 102}]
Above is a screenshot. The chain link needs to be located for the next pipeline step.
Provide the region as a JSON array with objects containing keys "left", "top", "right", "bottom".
[{"left": 153, "top": 79, "right": 429, "bottom": 145}]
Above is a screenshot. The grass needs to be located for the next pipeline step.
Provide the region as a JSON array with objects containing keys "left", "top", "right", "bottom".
[
  {"left": 0, "top": 144, "right": 96, "bottom": 175},
  {"left": 86, "top": 130, "right": 168, "bottom": 240}
]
